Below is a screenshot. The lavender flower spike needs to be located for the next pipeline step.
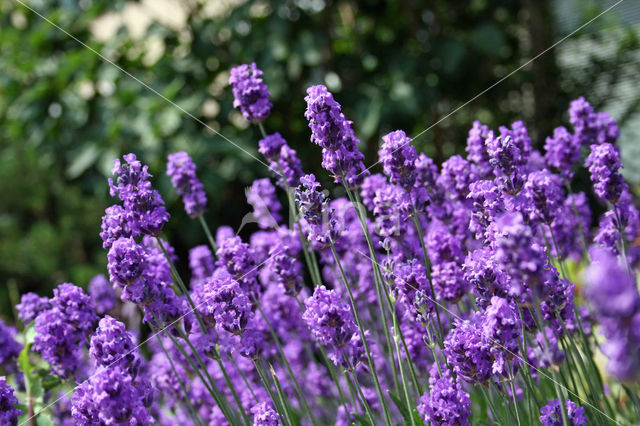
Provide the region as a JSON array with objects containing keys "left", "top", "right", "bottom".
[
  {"left": 229, "top": 63, "right": 272, "bottom": 123},
  {"left": 295, "top": 174, "right": 338, "bottom": 248},
  {"left": 539, "top": 398, "right": 587, "bottom": 426},
  {"left": 0, "top": 378, "right": 22, "bottom": 426},
  {"left": 585, "top": 142, "right": 626, "bottom": 204},
  {"left": 166, "top": 151, "right": 208, "bottom": 217},
  {"left": 379, "top": 129, "right": 417, "bottom": 191},
  {"left": 247, "top": 178, "right": 282, "bottom": 229},
  {"left": 417, "top": 367, "right": 472, "bottom": 426}
]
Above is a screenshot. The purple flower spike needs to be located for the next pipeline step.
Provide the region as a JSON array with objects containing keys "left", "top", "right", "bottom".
[
  {"left": 417, "top": 368, "right": 472, "bottom": 426},
  {"left": 569, "top": 97, "right": 598, "bottom": 146},
  {"left": 90, "top": 315, "right": 138, "bottom": 372},
  {"left": 295, "top": 174, "right": 339, "bottom": 248},
  {"left": 259, "top": 133, "right": 304, "bottom": 189},
  {"left": 16, "top": 292, "right": 50, "bottom": 324},
  {"left": 482, "top": 296, "right": 521, "bottom": 357},
  {"left": 465, "top": 120, "right": 492, "bottom": 178},
  {"left": 0, "top": 320, "right": 21, "bottom": 368},
  {"left": 522, "top": 170, "right": 564, "bottom": 224},
  {"left": 543, "top": 126, "right": 580, "bottom": 181},
  {"left": 304, "top": 85, "right": 367, "bottom": 187},
  {"left": 251, "top": 402, "right": 281, "bottom": 426},
  {"left": 100, "top": 205, "right": 133, "bottom": 249},
  {"left": 229, "top": 63, "right": 272, "bottom": 123},
  {"left": 198, "top": 273, "right": 253, "bottom": 335},
  {"left": 539, "top": 398, "right": 587, "bottom": 426},
  {"left": 247, "top": 178, "right": 282, "bottom": 229},
  {"left": 0, "top": 378, "right": 22, "bottom": 426},
  {"left": 303, "top": 285, "right": 364, "bottom": 369},
  {"left": 88, "top": 274, "right": 117, "bottom": 315},
  {"left": 585, "top": 142, "right": 626, "bottom": 204},
  {"left": 107, "top": 237, "right": 146, "bottom": 288},
  {"left": 379, "top": 129, "right": 417, "bottom": 191},
  {"left": 443, "top": 317, "right": 494, "bottom": 383},
  {"left": 189, "top": 244, "right": 215, "bottom": 282},
  {"left": 166, "top": 151, "right": 208, "bottom": 217}
]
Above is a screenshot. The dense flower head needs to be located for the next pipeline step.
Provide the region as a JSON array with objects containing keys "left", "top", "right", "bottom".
[
  {"left": 251, "top": 402, "right": 281, "bottom": 426},
  {"left": 379, "top": 129, "right": 417, "bottom": 190},
  {"left": 393, "top": 260, "right": 434, "bottom": 321},
  {"left": 543, "top": 126, "right": 580, "bottom": 181},
  {"left": 166, "top": 151, "right": 207, "bottom": 217},
  {"left": 360, "top": 173, "right": 388, "bottom": 212},
  {"left": 426, "top": 221, "right": 464, "bottom": 264},
  {"left": 467, "top": 179, "right": 504, "bottom": 239},
  {"left": 595, "top": 111, "right": 620, "bottom": 144},
  {"left": 100, "top": 204, "right": 132, "bottom": 249},
  {"left": 247, "top": 178, "right": 282, "bottom": 229},
  {"left": 107, "top": 237, "right": 146, "bottom": 287},
  {"left": 303, "top": 286, "right": 364, "bottom": 369},
  {"left": 71, "top": 366, "right": 153, "bottom": 425},
  {"left": 594, "top": 191, "right": 639, "bottom": 257},
  {"left": 585, "top": 247, "right": 640, "bottom": 381},
  {"left": 371, "top": 182, "right": 411, "bottom": 239},
  {"left": 216, "top": 235, "right": 260, "bottom": 296},
  {"left": 90, "top": 315, "right": 138, "bottom": 372},
  {"left": 522, "top": 169, "right": 564, "bottom": 224},
  {"left": 51, "top": 283, "right": 97, "bottom": 333},
  {"left": 465, "top": 120, "right": 492, "bottom": 177},
  {"left": 569, "top": 96, "right": 598, "bottom": 146},
  {"left": 88, "top": 274, "right": 117, "bottom": 315},
  {"left": 109, "top": 153, "right": 169, "bottom": 237},
  {"left": 432, "top": 261, "right": 468, "bottom": 302},
  {"left": 443, "top": 317, "right": 495, "bottom": 383},
  {"left": 259, "top": 133, "right": 305, "bottom": 189},
  {"left": 304, "top": 85, "right": 367, "bottom": 187},
  {"left": 413, "top": 153, "right": 440, "bottom": 207},
  {"left": 482, "top": 296, "right": 521, "bottom": 358},
  {"left": 34, "top": 308, "right": 86, "bottom": 378},
  {"left": 258, "top": 132, "right": 286, "bottom": 161},
  {"left": 268, "top": 249, "right": 303, "bottom": 296},
  {"left": 539, "top": 398, "right": 587, "bottom": 426},
  {"left": 464, "top": 248, "right": 508, "bottom": 309},
  {"left": 0, "top": 378, "right": 22, "bottom": 426},
  {"left": 0, "top": 320, "right": 21, "bottom": 367},
  {"left": 485, "top": 129, "right": 522, "bottom": 177},
  {"left": 549, "top": 192, "right": 591, "bottom": 260},
  {"left": 229, "top": 62, "right": 272, "bottom": 123},
  {"left": 16, "top": 292, "right": 50, "bottom": 324},
  {"left": 437, "top": 155, "right": 473, "bottom": 201},
  {"left": 417, "top": 368, "right": 472, "bottom": 426},
  {"left": 198, "top": 272, "right": 253, "bottom": 335},
  {"left": 585, "top": 142, "right": 626, "bottom": 203},
  {"left": 295, "top": 174, "right": 339, "bottom": 247},
  {"left": 189, "top": 244, "right": 215, "bottom": 282}
]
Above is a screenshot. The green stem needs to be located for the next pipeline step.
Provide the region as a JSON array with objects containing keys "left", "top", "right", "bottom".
[
  {"left": 330, "top": 242, "right": 393, "bottom": 425},
  {"left": 197, "top": 214, "right": 219, "bottom": 258},
  {"left": 253, "top": 359, "right": 293, "bottom": 426},
  {"left": 392, "top": 309, "right": 416, "bottom": 426}
]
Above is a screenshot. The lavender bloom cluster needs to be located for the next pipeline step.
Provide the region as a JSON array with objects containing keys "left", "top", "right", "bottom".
[{"left": 8, "top": 65, "right": 640, "bottom": 426}]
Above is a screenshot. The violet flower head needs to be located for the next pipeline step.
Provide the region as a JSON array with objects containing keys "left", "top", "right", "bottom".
[
  {"left": 198, "top": 273, "right": 253, "bottom": 335},
  {"left": 0, "top": 320, "right": 21, "bottom": 367},
  {"left": 379, "top": 129, "right": 417, "bottom": 191},
  {"left": 522, "top": 169, "right": 564, "bottom": 224},
  {"left": 393, "top": 260, "right": 434, "bottom": 321},
  {"left": 268, "top": 250, "right": 303, "bottom": 297},
  {"left": 100, "top": 204, "right": 132, "bottom": 249},
  {"left": 482, "top": 296, "right": 521, "bottom": 357},
  {"left": 295, "top": 174, "right": 338, "bottom": 248},
  {"left": 216, "top": 235, "right": 260, "bottom": 296},
  {"left": 539, "top": 398, "right": 587, "bottom": 426},
  {"left": 585, "top": 247, "right": 640, "bottom": 381},
  {"left": 569, "top": 97, "right": 598, "bottom": 146},
  {"left": 595, "top": 111, "right": 620, "bottom": 145},
  {"left": 467, "top": 179, "right": 504, "bottom": 240},
  {"left": 258, "top": 132, "right": 286, "bottom": 161},
  {"left": 303, "top": 286, "right": 364, "bottom": 369},
  {"left": 304, "top": 85, "right": 367, "bottom": 187},
  {"left": 432, "top": 261, "right": 468, "bottom": 303},
  {"left": 544, "top": 126, "right": 580, "bottom": 181},
  {"left": 417, "top": 368, "right": 472, "bottom": 426},
  {"left": 443, "top": 317, "right": 494, "bottom": 383},
  {"left": 109, "top": 153, "right": 169, "bottom": 237},
  {"left": 465, "top": 120, "right": 492, "bottom": 176},
  {"left": 71, "top": 366, "right": 153, "bottom": 425},
  {"left": 585, "top": 142, "right": 626, "bottom": 203},
  {"left": 372, "top": 182, "right": 411, "bottom": 240},
  {"left": 16, "top": 292, "right": 50, "bottom": 324},
  {"left": 485, "top": 130, "right": 521, "bottom": 176},
  {"left": 360, "top": 174, "right": 388, "bottom": 212},
  {"left": 189, "top": 244, "right": 215, "bottom": 281},
  {"left": 251, "top": 402, "right": 281, "bottom": 426},
  {"left": 426, "top": 221, "right": 463, "bottom": 264},
  {"left": 464, "top": 248, "right": 508, "bottom": 310},
  {"left": 413, "top": 153, "right": 440, "bottom": 207},
  {"left": 88, "top": 274, "right": 117, "bottom": 315},
  {"left": 107, "top": 237, "right": 146, "bottom": 288},
  {"left": 594, "top": 191, "right": 639, "bottom": 256},
  {"left": 549, "top": 192, "right": 591, "bottom": 260},
  {"left": 51, "top": 283, "right": 98, "bottom": 333},
  {"left": 166, "top": 151, "right": 207, "bottom": 217},
  {"left": 247, "top": 178, "right": 282, "bottom": 229},
  {"left": 437, "top": 155, "right": 473, "bottom": 201},
  {"left": 0, "top": 378, "right": 22, "bottom": 426},
  {"left": 229, "top": 62, "right": 272, "bottom": 123},
  {"left": 89, "top": 315, "right": 138, "bottom": 371}
]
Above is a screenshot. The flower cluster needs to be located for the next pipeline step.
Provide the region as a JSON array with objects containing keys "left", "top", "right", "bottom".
[
  {"left": 229, "top": 62, "right": 272, "bottom": 123},
  {"left": 166, "top": 151, "right": 208, "bottom": 217}
]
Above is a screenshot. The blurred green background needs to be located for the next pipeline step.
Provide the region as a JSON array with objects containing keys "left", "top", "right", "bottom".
[{"left": 1, "top": 0, "right": 640, "bottom": 316}]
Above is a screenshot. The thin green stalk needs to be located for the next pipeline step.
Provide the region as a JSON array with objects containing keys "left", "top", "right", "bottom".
[
  {"left": 228, "top": 353, "right": 259, "bottom": 404},
  {"left": 410, "top": 207, "right": 445, "bottom": 347},
  {"left": 552, "top": 372, "right": 570, "bottom": 426},
  {"left": 349, "top": 368, "right": 378, "bottom": 425},
  {"left": 479, "top": 385, "right": 501, "bottom": 423},
  {"left": 155, "top": 236, "right": 208, "bottom": 333},
  {"left": 253, "top": 359, "right": 292, "bottom": 426},
  {"left": 268, "top": 362, "right": 299, "bottom": 426},
  {"left": 197, "top": 214, "right": 219, "bottom": 258},
  {"left": 392, "top": 310, "right": 416, "bottom": 426},
  {"left": 507, "top": 366, "right": 522, "bottom": 426},
  {"left": 329, "top": 242, "right": 393, "bottom": 425},
  {"left": 397, "top": 322, "right": 424, "bottom": 395},
  {"left": 153, "top": 332, "right": 203, "bottom": 426},
  {"left": 255, "top": 302, "right": 319, "bottom": 426}
]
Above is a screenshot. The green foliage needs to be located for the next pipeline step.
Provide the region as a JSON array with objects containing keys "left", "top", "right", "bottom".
[{"left": 0, "top": 0, "right": 638, "bottom": 316}]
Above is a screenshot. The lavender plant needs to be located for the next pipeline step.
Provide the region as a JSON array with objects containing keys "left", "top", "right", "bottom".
[{"left": 4, "top": 64, "right": 640, "bottom": 426}]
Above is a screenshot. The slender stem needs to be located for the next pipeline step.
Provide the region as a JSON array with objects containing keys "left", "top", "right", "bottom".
[
  {"left": 350, "top": 370, "right": 378, "bottom": 425},
  {"left": 153, "top": 332, "right": 203, "bottom": 426},
  {"left": 410, "top": 208, "right": 445, "bottom": 347},
  {"left": 392, "top": 309, "right": 416, "bottom": 426},
  {"left": 330, "top": 242, "right": 393, "bottom": 425},
  {"left": 507, "top": 366, "right": 522, "bottom": 426},
  {"left": 228, "top": 353, "right": 259, "bottom": 404},
  {"left": 155, "top": 236, "right": 208, "bottom": 334},
  {"left": 197, "top": 214, "right": 219, "bottom": 258},
  {"left": 255, "top": 302, "right": 319, "bottom": 426},
  {"left": 253, "top": 359, "right": 292, "bottom": 426}
]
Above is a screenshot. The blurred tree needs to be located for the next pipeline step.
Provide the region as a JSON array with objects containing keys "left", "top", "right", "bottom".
[{"left": 0, "top": 0, "right": 638, "bottom": 315}]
